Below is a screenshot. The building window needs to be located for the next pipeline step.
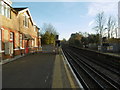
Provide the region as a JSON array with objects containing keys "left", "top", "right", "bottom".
[
  {"left": 32, "top": 40, "right": 34, "bottom": 47},
  {"left": 0, "top": 1, "right": 2, "bottom": 14},
  {"left": 35, "top": 38, "right": 36, "bottom": 47},
  {"left": 4, "top": 4, "right": 6, "bottom": 16},
  {"left": 20, "top": 34, "right": 22, "bottom": 48},
  {"left": 7, "top": 5, "right": 10, "bottom": 18},
  {"left": 0, "top": 1, "right": 4, "bottom": 15},
  {"left": 35, "top": 38, "right": 38, "bottom": 47},
  {"left": 24, "top": 15, "right": 29, "bottom": 27},
  {"left": 0, "top": 1, "right": 10, "bottom": 18},
  {"left": 10, "top": 32, "right": 13, "bottom": 41}
]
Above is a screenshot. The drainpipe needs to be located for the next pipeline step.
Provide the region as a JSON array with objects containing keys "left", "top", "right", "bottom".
[
  {"left": 37, "top": 27, "right": 40, "bottom": 51},
  {"left": 38, "top": 30, "right": 39, "bottom": 51}
]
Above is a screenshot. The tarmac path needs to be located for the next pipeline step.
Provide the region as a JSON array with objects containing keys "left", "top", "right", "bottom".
[{"left": 2, "top": 53, "right": 56, "bottom": 88}]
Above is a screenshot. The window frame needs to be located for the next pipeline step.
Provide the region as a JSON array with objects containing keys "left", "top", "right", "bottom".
[
  {"left": 10, "top": 32, "right": 13, "bottom": 41},
  {"left": 19, "top": 34, "right": 23, "bottom": 48},
  {"left": 0, "top": 1, "right": 11, "bottom": 18},
  {"left": 34, "top": 26, "right": 36, "bottom": 32},
  {"left": 0, "top": 1, "right": 2, "bottom": 14},
  {"left": 23, "top": 14, "right": 29, "bottom": 28}
]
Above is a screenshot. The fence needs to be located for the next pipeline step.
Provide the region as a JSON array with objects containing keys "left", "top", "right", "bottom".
[{"left": 88, "top": 43, "right": 120, "bottom": 53}]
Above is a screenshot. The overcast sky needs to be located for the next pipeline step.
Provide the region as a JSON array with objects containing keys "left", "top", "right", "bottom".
[{"left": 12, "top": 0, "right": 118, "bottom": 40}]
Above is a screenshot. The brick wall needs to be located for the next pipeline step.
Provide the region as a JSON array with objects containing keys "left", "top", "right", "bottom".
[{"left": 0, "top": 5, "right": 41, "bottom": 60}]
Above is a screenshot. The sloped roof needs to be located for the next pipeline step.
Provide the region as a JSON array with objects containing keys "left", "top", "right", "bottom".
[
  {"left": 13, "top": 7, "right": 39, "bottom": 28},
  {"left": 14, "top": 7, "right": 34, "bottom": 25},
  {"left": 13, "top": 7, "right": 28, "bottom": 12}
]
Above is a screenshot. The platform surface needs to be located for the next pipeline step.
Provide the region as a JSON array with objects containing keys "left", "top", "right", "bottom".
[{"left": 2, "top": 46, "right": 79, "bottom": 88}]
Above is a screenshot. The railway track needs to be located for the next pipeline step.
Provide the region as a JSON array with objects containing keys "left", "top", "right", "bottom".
[
  {"left": 62, "top": 46, "right": 120, "bottom": 89},
  {"left": 70, "top": 46, "right": 120, "bottom": 70},
  {"left": 69, "top": 46, "right": 120, "bottom": 76}
]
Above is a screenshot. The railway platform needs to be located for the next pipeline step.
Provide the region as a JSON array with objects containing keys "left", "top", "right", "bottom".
[
  {"left": 104, "top": 52, "right": 120, "bottom": 58},
  {"left": 2, "top": 45, "right": 80, "bottom": 89},
  {"left": 52, "top": 48, "right": 79, "bottom": 88}
]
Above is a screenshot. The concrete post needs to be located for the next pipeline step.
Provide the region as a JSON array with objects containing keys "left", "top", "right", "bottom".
[{"left": 118, "top": 1, "right": 120, "bottom": 38}]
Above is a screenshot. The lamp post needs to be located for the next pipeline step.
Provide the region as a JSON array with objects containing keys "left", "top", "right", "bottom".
[{"left": 37, "top": 27, "right": 40, "bottom": 51}]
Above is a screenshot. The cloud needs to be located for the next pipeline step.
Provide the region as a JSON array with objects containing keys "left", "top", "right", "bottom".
[{"left": 87, "top": 2, "right": 118, "bottom": 17}]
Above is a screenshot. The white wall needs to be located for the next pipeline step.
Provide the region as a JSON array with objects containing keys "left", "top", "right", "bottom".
[{"left": 3, "top": 0, "right": 12, "bottom": 6}]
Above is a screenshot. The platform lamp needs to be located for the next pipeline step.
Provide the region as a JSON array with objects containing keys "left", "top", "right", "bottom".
[{"left": 55, "top": 35, "right": 59, "bottom": 46}]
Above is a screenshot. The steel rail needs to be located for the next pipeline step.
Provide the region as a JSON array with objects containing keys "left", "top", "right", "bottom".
[
  {"left": 68, "top": 49, "right": 120, "bottom": 89},
  {"left": 70, "top": 46, "right": 120, "bottom": 76},
  {"left": 63, "top": 49, "right": 89, "bottom": 89},
  {"left": 63, "top": 48, "right": 104, "bottom": 89},
  {"left": 72, "top": 46, "right": 120, "bottom": 69}
]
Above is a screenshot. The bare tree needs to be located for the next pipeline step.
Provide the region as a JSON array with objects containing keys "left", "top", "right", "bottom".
[
  {"left": 107, "top": 16, "right": 116, "bottom": 38},
  {"left": 41, "top": 23, "right": 58, "bottom": 45},
  {"left": 115, "top": 27, "right": 118, "bottom": 38},
  {"left": 107, "top": 16, "right": 113, "bottom": 39},
  {"left": 94, "top": 12, "right": 106, "bottom": 45},
  {"left": 41, "top": 23, "right": 58, "bottom": 35}
]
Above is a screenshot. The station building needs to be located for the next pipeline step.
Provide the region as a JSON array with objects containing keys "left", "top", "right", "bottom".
[{"left": 0, "top": 0, "right": 41, "bottom": 60}]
